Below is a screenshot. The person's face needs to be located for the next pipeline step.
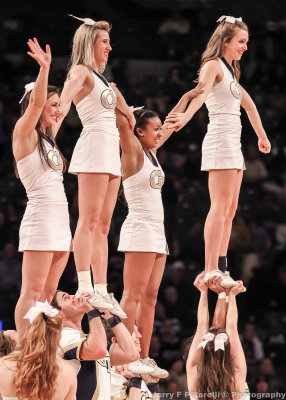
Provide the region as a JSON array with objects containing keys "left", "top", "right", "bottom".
[
  {"left": 4, "top": 330, "right": 18, "bottom": 345},
  {"left": 224, "top": 28, "right": 248, "bottom": 61},
  {"left": 137, "top": 117, "right": 162, "bottom": 150},
  {"left": 55, "top": 291, "right": 83, "bottom": 319},
  {"left": 132, "top": 326, "right": 142, "bottom": 352},
  {"left": 94, "top": 30, "right": 112, "bottom": 66},
  {"left": 40, "top": 93, "right": 60, "bottom": 128}
]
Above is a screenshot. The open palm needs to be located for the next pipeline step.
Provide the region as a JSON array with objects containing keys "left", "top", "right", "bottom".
[{"left": 27, "top": 37, "right": 51, "bottom": 69}]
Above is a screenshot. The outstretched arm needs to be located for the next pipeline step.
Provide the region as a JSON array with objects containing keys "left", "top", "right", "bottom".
[
  {"left": 226, "top": 281, "right": 247, "bottom": 378},
  {"left": 240, "top": 85, "right": 271, "bottom": 154},
  {"left": 186, "top": 272, "right": 209, "bottom": 370},
  {"left": 13, "top": 38, "right": 51, "bottom": 147},
  {"left": 158, "top": 82, "right": 205, "bottom": 148},
  {"left": 165, "top": 60, "right": 220, "bottom": 131}
]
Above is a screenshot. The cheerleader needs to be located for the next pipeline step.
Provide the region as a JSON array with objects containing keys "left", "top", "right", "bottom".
[
  {"left": 13, "top": 38, "right": 72, "bottom": 338},
  {"left": 166, "top": 16, "right": 271, "bottom": 288}
]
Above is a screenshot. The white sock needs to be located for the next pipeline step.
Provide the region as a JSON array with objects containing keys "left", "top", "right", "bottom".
[
  {"left": 77, "top": 270, "right": 93, "bottom": 293},
  {"left": 94, "top": 283, "right": 108, "bottom": 296}
]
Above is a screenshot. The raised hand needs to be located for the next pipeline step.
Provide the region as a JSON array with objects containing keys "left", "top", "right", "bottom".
[
  {"left": 164, "top": 112, "right": 188, "bottom": 132},
  {"left": 258, "top": 136, "right": 271, "bottom": 154},
  {"left": 193, "top": 271, "right": 208, "bottom": 292},
  {"left": 27, "top": 37, "right": 51, "bottom": 70},
  {"left": 230, "top": 280, "right": 246, "bottom": 295},
  {"left": 207, "top": 275, "right": 226, "bottom": 294}
]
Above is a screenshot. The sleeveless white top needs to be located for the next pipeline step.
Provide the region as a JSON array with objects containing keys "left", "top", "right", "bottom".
[
  {"left": 76, "top": 71, "right": 119, "bottom": 137},
  {"left": 17, "top": 139, "right": 67, "bottom": 203},
  {"left": 123, "top": 150, "right": 165, "bottom": 222},
  {"left": 205, "top": 58, "right": 242, "bottom": 119}
]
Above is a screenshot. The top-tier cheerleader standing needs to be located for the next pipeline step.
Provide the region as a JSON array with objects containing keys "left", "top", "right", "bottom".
[
  {"left": 13, "top": 39, "right": 71, "bottom": 338},
  {"left": 166, "top": 15, "right": 271, "bottom": 288},
  {"left": 60, "top": 15, "right": 135, "bottom": 317},
  {"left": 113, "top": 83, "right": 203, "bottom": 377}
]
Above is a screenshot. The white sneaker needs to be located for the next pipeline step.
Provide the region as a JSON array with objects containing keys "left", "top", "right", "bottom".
[
  {"left": 128, "top": 359, "right": 154, "bottom": 375},
  {"left": 141, "top": 357, "right": 169, "bottom": 378},
  {"left": 202, "top": 269, "right": 224, "bottom": 283},
  {"left": 220, "top": 271, "right": 238, "bottom": 289},
  {"left": 87, "top": 289, "right": 114, "bottom": 310},
  {"left": 104, "top": 293, "right": 127, "bottom": 319}
]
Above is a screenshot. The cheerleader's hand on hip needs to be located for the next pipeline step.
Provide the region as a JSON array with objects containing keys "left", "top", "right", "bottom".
[
  {"left": 164, "top": 112, "right": 188, "bottom": 131},
  {"left": 258, "top": 136, "right": 271, "bottom": 154},
  {"left": 27, "top": 37, "right": 51, "bottom": 69}
]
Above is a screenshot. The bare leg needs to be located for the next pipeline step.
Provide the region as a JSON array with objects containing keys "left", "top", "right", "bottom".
[
  {"left": 41, "top": 251, "right": 70, "bottom": 302},
  {"left": 204, "top": 170, "right": 239, "bottom": 271},
  {"left": 73, "top": 173, "right": 109, "bottom": 291},
  {"left": 219, "top": 169, "right": 243, "bottom": 256},
  {"left": 15, "top": 250, "right": 53, "bottom": 338},
  {"left": 91, "top": 175, "right": 120, "bottom": 284},
  {"left": 120, "top": 252, "right": 157, "bottom": 334},
  {"left": 136, "top": 253, "right": 166, "bottom": 358}
]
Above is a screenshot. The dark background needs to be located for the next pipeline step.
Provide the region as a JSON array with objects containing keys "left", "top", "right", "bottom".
[{"left": 1, "top": 0, "right": 286, "bottom": 396}]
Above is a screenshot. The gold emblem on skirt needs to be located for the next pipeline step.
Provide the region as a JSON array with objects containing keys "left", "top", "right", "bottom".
[
  {"left": 47, "top": 150, "right": 63, "bottom": 173},
  {"left": 230, "top": 81, "right": 242, "bottom": 100},
  {"left": 101, "top": 89, "right": 117, "bottom": 109},
  {"left": 150, "top": 170, "right": 165, "bottom": 189}
]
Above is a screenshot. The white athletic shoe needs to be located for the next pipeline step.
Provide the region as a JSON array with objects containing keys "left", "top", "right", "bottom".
[
  {"left": 203, "top": 269, "right": 224, "bottom": 283},
  {"left": 141, "top": 357, "right": 169, "bottom": 378},
  {"left": 220, "top": 271, "right": 238, "bottom": 289},
  {"left": 104, "top": 293, "right": 127, "bottom": 319},
  {"left": 128, "top": 359, "right": 154, "bottom": 375},
  {"left": 86, "top": 289, "right": 114, "bottom": 310}
]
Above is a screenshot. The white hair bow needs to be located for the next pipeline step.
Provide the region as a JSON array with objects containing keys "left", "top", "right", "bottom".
[
  {"left": 24, "top": 300, "right": 59, "bottom": 324},
  {"left": 19, "top": 82, "right": 36, "bottom": 104},
  {"left": 68, "top": 14, "right": 96, "bottom": 26},
  {"left": 129, "top": 106, "right": 144, "bottom": 112},
  {"left": 198, "top": 332, "right": 228, "bottom": 352},
  {"left": 217, "top": 16, "right": 242, "bottom": 24}
]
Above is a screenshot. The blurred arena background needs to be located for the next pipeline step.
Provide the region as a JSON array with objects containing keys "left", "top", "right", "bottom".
[{"left": 1, "top": 0, "right": 286, "bottom": 395}]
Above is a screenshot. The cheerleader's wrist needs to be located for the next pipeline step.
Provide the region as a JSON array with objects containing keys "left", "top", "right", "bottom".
[
  {"left": 147, "top": 382, "right": 160, "bottom": 394},
  {"left": 218, "top": 292, "right": 227, "bottom": 299},
  {"left": 129, "top": 377, "right": 142, "bottom": 389},
  {"left": 87, "top": 309, "right": 101, "bottom": 321},
  {"left": 106, "top": 315, "right": 122, "bottom": 328}
]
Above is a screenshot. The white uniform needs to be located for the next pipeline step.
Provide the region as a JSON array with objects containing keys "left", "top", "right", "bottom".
[
  {"left": 201, "top": 58, "right": 245, "bottom": 171},
  {"left": 59, "top": 327, "right": 113, "bottom": 400},
  {"left": 17, "top": 139, "right": 71, "bottom": 251},
  {"left": 118, "top": 150, "right": 168, "bottom": 254},
  {"left": 69, "top": 70, "right": 121, "bottom": 176}
]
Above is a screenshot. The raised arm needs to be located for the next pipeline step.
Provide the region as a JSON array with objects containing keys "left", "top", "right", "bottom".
[
  {"left": 186, "top": 272, "right": 209, "bottom": 370},
  {"left": 226, "top": 281, "right": 247, "bottom": 378},
  {"left": 111, "top": 83, "right": 136, "bottom": 131},
  {"left": 207, "top": 276, "right": 228, "bottom": 328},
  {"left": 165, "top": 60, "right": 220, "bottom": 131},
  {"left": 240, "top": 85, "right": 271, "bottom": 154},
  {"left": 13, "top": 38, "right": 51, "bottom": 152},
  {"left": 158, "top": 82, "right": 205, "bottom": 148},
  {"left": 101, "top": 311, "right": 139, "bottom": 366}
]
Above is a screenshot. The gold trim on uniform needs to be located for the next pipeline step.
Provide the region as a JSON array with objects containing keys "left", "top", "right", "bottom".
[
  {"left": 47, "top": 149, "right": 63, "bottom": 173},
  {"left": 230, "top": 81, "right": 242, "bottom": 100},
  {"left": 101, "top": 89, "right": 117, "bottom": 109},
  {"left": 150, "top": 170, "right": 165, "bottom": 190}
]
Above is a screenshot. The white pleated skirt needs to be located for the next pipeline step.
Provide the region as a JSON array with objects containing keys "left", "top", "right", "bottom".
[
  {"left": 69, "top": 129, "right": 121, "bottom": 177},
  {"left": 118, "top": 218, "right": 169, "bottom": 254},
  {"left": 201, "top": 116, "right": 245, "bottom": 171},
  {"left": 19, "top": 201, "right": 72, "bottom": 251}
]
